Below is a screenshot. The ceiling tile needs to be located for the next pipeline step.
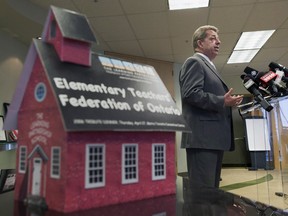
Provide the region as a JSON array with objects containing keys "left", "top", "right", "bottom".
[
  {"left": 128, "top": 12, "right": 170, "bottom": 39},
  {"left": 210, "top": 0, "right": 258, "bottom": 7},
  {"left": 280, "top": 17, "right": 288, "bottom": 28},
  {"left": 278, "top": 53, "right": 288, "bottom": 67},
  {"left": 148, "top": 54, "right": 174, "bottom": 63},
  {"left": 92, "top": 36, "right": 111, "bottom": 53},
  {"left": 120, "top": 0, "right": 168, "bottom": 13},
  {"left": 73, "top": 0, "right": 124, "bottom": 17},
  {"left": 214, "top": 54, "right": 229, "bottom": 69},
  {"left": 252, "top": 47, "right": 288, "bottom": 66},
  {"left": 171, "top": 35, "right": 193, "bottom": 55},
  {"left": 209, "top": 5, "right": 253, "bottom": 32},
  {"left": 167, "top": 9, "right": 209, "bottom": 37},
  {"left": 139, "top": 38, "right": 172, "bottom": 56},
  {"left": 243, "top": 1, "right": 288, "bottom": 30},
  {"left": 89, "top": 16, "right": 135, "bottom": 41},
  {"left": 107, "top": 40, "right": 144, "bottom": 57},
  {"left": 221, "top": 63, "right": 247, "bottom": 76},
  {"left": 264, "top": 29, "right": 288, "bottom": 48},
  {"left": 30, "top": 0, "right": 77, "bottom": 11},
  {"left": 218, "top": 33, "right": 240, "bottom": 52}
]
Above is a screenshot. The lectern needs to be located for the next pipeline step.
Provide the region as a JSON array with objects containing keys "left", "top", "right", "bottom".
[{"left": 239, "top": 96, "right": 288, "bottom": 207}]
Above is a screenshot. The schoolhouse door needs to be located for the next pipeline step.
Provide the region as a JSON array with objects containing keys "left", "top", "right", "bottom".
[{"left": 32, "top": 157, "right": 42, "bottom": 196}]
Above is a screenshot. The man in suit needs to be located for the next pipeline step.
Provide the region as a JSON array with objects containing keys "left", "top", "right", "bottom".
[{"left": 179, "top": 25, "right": 243, "bottom": 189}]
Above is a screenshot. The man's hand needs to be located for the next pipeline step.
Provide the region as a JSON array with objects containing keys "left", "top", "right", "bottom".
[{"left": 224, "top": 88, "right": 243, "bottom": 107}]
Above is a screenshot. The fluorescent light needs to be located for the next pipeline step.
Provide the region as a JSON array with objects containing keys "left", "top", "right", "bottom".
[
  {"left": 235, "top": 30, "right": 275, "bottom": 50},
  {"left": 227, "top": 50, "right": 260, "bottom": 64},
  {"left": 168, "top": 0, "right": 209, "bottom": 10},
  {"left": 227, "top": 30, "right": 275, "bottom": 64}
]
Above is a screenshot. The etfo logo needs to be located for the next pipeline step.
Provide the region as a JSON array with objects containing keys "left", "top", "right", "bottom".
[{"left": 34, "top": 82, "right": 46, "bottom": 102}]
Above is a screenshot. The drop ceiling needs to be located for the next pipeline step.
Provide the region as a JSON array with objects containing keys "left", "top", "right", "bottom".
[{"left": 1, "top": 0, "right": 288, "bottom": 78}]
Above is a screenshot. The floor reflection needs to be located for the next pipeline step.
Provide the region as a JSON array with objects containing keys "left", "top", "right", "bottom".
[
  {"left": 2, "top": 175, "right": 288, "bottom": 216},
  {"left": 181, "top": 175, "right": 288, "bottom": 216},
  {"left": 13, "top": 194, "right": 176, "bottom": 216}
]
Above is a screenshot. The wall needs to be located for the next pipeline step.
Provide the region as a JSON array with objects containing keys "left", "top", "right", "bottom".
[
  {"left": 0, "top": 30, "right": 28, "bottom": 169},
  {"left": 0, "top": 31, "right": 27, "bottom": 109},
  {"left": 173, "top": 63, "right": 187, "bottom": 173}
]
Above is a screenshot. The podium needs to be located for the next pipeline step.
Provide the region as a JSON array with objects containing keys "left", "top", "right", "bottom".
[
  {"left": 239, "top": 96, "right": 288, "bottom": 208},
  {"left": 271, "top": 97, "right": 288, "bottom": 206}
]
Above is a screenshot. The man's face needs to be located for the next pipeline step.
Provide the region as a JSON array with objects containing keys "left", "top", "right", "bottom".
[{"left": 198, "top": 29, "right": 221, "bottom": 60}]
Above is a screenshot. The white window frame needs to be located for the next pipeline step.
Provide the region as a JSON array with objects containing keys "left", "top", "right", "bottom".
[
  {"left": 122, "top": 144, "right": 138, "bottom": 184},
  {"left": 152, "top": 143, "right": 166, "bottom": 180},
  {"left": 153, "top": 212, "right": 167, "bottom": 216},
  {"left": 85, "top": 144, "right": 105, "bottom": 188},
  {"left": 50, "top": 146, "right": 61, "bottom": 179},
  {"left": 18, "top": 146, "right": 27, "bottom": 174}
]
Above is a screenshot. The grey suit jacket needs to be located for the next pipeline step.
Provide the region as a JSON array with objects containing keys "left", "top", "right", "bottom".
[{"left": 179, "top": 53, "right": 234, "bottom": 151}]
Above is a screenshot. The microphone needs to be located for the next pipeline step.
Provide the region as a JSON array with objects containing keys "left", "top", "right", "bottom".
[
  {"left": 256, "top": 71, "right": 278, "bottom": 92},
  {"left": 243, "top": 66, "right": 287, "bottom": 96},
  {"left": 269, "top": 62, "right": 288, "bottom": 75},
  {"left": 242, "top": 67, "right": 271, "bottom": 93},
  {"left": 254, "top": 71, "right": 286, "bottom": 96},
  {"left": 243, "top": 66, "right": 259, "bottom": 77},
  {"left": 242, "top": 74, "right": 273, "bottom": 112},
  {"left": 269, "top": 62, "right": 288, "bottom": 87}
]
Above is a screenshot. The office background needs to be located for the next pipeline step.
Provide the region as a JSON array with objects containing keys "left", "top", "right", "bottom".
[{"left": 0, "top": 0, "right": 287, "bottom": 189}]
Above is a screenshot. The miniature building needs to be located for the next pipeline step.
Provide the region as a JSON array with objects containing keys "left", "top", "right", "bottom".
[
  {"left": 45, "top": 6, "right": 96, "bottom": 66},
  {"left": 4, "top": 6, "right": 189, "bottom": 213}
]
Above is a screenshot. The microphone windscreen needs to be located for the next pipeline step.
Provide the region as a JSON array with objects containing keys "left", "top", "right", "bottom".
[
  {"left": 269, "top": 62, "right": 279, "bottom": 70},
  {"left": 269, "top": 61, "right": 288, "bottom": 75},
  {"left": 244, "top": 66, "right": 258, "bottom": 76}
]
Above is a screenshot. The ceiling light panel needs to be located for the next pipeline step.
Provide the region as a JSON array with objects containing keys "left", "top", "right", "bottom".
[
  {"left": 168, "top": 0, "right": 209, "bottom": 10},
  {"left": 227, "top": 50, "right": 260, "bottom": 64},
  {"left": 227, "top": 30, "right": 275, "bottom": 64},
  {"left": 234, "top": 30, "right": 275, "bottom": 50}
]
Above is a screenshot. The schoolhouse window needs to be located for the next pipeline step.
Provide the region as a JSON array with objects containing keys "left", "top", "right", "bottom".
[
  {"left": 51, "top": 147, "right": 61, "bottom": 179},
  {"left": 85, "top": 144, "right": 105, "bottom": 188},
  {"left": 122, "top": 144, "right": 138, "bottom": 184},
  {"left": 19, "top": 146, "right": 27, "bottom": 173},
  {"left": 152, "top": 143, "right": 166, "bottom": 180}
]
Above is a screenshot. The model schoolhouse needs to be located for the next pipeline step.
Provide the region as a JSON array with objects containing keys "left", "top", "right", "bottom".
[{"left": 4, "top": 6, "right": 189, "bottom": 213}]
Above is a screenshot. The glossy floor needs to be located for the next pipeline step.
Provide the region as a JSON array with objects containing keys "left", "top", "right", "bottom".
[
  {"left": 1, "top": 167, "right": 288, "bottom": 216},
  {"left": 220, "top": 167, "right": 288, "bottom": 210}
]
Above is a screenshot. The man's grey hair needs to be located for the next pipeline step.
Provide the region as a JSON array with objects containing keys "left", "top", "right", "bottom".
[{"left": 192, "top": 25, "right": 219, "bottom": 51}]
